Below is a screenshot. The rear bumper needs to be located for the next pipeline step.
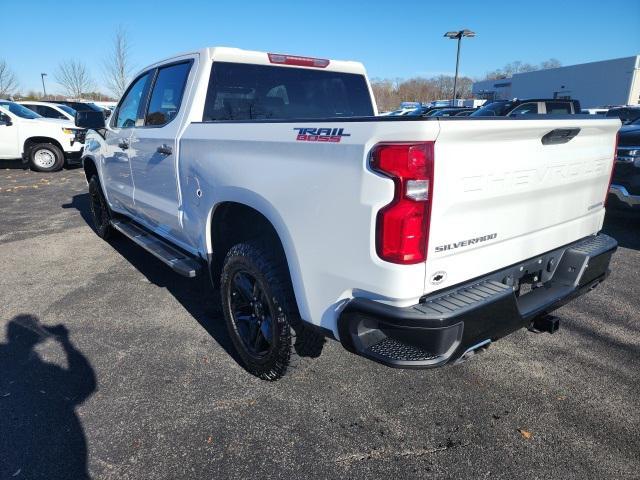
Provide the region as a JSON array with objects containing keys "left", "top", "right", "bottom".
[
  {"left": 338, "top": 233, "right": 617, "bottom": 368},
  {"left": 608, "top": 184, "right": 640, "bottom": 209}
]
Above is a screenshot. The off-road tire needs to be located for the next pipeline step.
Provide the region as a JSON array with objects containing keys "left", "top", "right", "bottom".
[
  {"left": 88, "top": 176, "right": 112, "bottom": 240},
  {"left": 221, "top": 241, "right": 325, "bottom": 380}
]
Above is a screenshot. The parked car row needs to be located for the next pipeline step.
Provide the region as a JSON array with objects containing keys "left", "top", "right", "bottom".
[
  {"left": 3, "top": 86, "right": 639, "bottom": 214},
  {"left": 384, "top": 98, "right": 583, "bottom": 118},
  {"left": 388, "top": 105, "right": 479, "bottom": 117},
  {"left": 388, "top": 100, "right": 640, "bottom": 126}
]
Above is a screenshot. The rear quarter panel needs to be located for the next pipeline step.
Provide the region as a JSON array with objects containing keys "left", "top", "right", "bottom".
[{"left": 179, "top": 120, "right": 440, "bottom": 333}]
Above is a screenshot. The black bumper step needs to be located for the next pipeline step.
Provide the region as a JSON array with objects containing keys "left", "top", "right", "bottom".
[
  {"left": 111, "top": 220, "right": 201, "bottom": 278},
  {"left": 366, "top": 337, "right": 440, "bottom": 363},
  {"left": 339, "top": 233, "right": 617, "bottom": 369}
]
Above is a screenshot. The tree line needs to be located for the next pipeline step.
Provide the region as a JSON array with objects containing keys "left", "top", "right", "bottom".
[
  {"left": 371, "top": 58, "right": 561, "bottom": 112},
  {"left": 371, "top": 75, "right": 474, "bottom": 112},
  {"left": 0, "top": 26, "right": 134, "bottom": 101}
]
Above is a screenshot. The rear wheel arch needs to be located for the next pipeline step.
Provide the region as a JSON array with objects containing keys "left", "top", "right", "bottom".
[
  {"left": 209, "top": 202, "right": 287, "bottom": 278},
  {"left": 83, "top": 156, "right": 98, "bottom": 182},
  {"left": 207, "top": 202, "right": 307, "bottom": 316}
]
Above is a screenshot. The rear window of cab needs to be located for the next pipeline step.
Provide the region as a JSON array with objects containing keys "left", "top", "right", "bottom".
[{"left": 203, "top": 62, "right": 374, "bottom": 121}]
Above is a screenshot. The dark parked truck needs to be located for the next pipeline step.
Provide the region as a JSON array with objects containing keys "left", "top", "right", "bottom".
[
  {"left": 76, "top": 47, "right": 619, "bottom": 380},
  {"left": 609, "top": 117, "right": 640, "bottom": 209}
]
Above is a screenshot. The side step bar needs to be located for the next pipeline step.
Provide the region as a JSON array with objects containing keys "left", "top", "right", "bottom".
[{"left": 110, "top": 220, "right": 201, "bottom": 278}]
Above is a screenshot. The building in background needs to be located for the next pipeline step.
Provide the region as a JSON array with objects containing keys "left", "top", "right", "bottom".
[{"left": 472, "top": 56, "right": 640, "bottom": 108}]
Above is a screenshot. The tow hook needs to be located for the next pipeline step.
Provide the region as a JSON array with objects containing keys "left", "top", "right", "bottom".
[{"left": 529, "top": 314, "right": 560, "bottom": 334}]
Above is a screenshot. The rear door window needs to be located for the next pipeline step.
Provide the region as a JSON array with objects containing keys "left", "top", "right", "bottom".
[
  {"left": 145, "top": 62, "right": 192, "bottom": 126},
  {"left": 203, "top": 62, "right": 374, "bottom": 121}
]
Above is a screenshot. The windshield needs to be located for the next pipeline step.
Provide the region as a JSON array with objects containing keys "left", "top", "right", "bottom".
[
  {"left": 0, "top": 101, "right": 42, "bottom": 119},
  {"left": 471, "top": 101, "right": 512, "bottom": 117},
  {"left": 58, "top": 104, "right": 76, "bottom": 116}
]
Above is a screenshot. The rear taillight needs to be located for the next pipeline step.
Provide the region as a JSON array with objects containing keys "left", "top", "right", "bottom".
[
  {"left": 267, "top": 53, "right": 330, "bottom": 68},
  {"left": 605, "top": 133, "right": 619, "bottom": 207},
  {"left": 371, "top": 142, "right": 435, "bottom": 264}
]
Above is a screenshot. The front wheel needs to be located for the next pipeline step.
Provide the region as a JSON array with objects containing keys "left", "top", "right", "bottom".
[
  {"left": 28, "top": 143, "right": 64, "bottom": 172},
  {"left": 88, "top": 176, "right": 112, "bottom": 239}
]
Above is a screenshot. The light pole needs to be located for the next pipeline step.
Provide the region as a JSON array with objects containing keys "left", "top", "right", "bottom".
[
  {"left": 443, "top": 29, "right": 475, "bottom": 106},
  {"left": 40, "top": 73, "right": 48, "bottom": 99}
]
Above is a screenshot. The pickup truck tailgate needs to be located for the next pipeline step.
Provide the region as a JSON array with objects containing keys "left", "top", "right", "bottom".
[{"left": 425, "top": 117, "right": 619, "bottom": 294}]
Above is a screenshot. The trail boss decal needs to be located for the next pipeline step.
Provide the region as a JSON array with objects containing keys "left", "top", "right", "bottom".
[
  {"left": 435, "top": 233, "right": 497, "bottom": 253},
  {"left": 294, "top": 127, "right": 350, "bottom": 143}
]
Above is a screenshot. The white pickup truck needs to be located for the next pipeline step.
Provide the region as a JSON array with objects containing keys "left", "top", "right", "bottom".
[
  {"left": 0, "top": 101, "right": 84, "bottom": 171},
  {"left": 76, "top": 47, "right": 619, "bottom": 380}
]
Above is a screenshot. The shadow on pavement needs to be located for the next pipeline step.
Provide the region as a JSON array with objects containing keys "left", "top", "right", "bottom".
[
  {"left": 62, "top": 192, "right": 94, "bottom": 229},
  {"left": 0, "top": 159, "right": 27, "bottom": 170},
  {"left": 0, "top": 315, "right": 96, "bottom": 480},
  {"left": 64, "top": 193, "right": 242, "bottom": 366},
  {"left": 603, "top": 210, "right": 640, "bottom": 250},
  {"left": 0, "top": 160, "right": 81, "bottom": 171}
]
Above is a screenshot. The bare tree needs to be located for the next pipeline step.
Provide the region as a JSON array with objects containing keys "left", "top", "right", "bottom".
[
  {"left": 104, "top": 26, "right": 134, "bottom": 99},
  {"left": 55, "top": 60, "right": 94, "bottom": 99},
  {"left": 484, "top": 58, "right": 562, "bottom": 80},
  {"left": 0, "top": 59, "right": 19, "bottom": 97},
  {"left": 540, "top": 58, "right": 562, "bottom": 70}
]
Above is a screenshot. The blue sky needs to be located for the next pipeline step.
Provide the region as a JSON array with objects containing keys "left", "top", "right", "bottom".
[{"left": 3, "top": 0, "right": 639, "bottom": 95}]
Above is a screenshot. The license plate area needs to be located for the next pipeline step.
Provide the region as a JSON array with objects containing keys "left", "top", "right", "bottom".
[{"left": 515, "top": 271, "right": 544, "bottom": 297}]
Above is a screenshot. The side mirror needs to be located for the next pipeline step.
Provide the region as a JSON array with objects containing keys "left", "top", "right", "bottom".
[
  {"left": 75, "top": 110, "right": 105, "bottom": 129},
  {"left": 0, "top": 114, "right": 12, "bottom": 126}
]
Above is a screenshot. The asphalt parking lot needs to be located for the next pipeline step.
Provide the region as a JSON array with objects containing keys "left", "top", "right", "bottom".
[{"left": 0, "top": 165, "right": 638, "bottom": 480}]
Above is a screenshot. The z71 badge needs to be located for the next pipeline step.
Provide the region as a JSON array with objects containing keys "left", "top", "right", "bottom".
[{"left": 294, "top": 127, "right": 350, "bottom": 143}]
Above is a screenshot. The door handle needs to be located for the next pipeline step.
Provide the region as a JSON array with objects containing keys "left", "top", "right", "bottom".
[
  {"left": 156, "top": 144, "right": 173, "bottom": 155},
  {"left": 118, "top": 139, "right": 129, "bottom": 150}
]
